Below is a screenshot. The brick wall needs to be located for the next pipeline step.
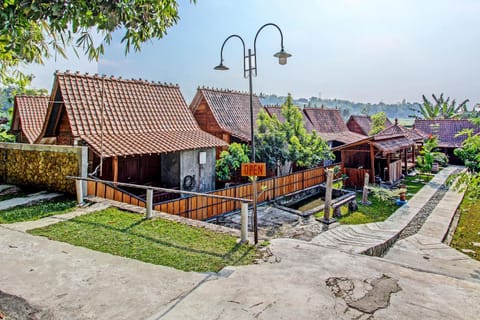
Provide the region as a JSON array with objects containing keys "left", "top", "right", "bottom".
[{"left": 0, "top": 143, "right": 87, "bottom": 194}]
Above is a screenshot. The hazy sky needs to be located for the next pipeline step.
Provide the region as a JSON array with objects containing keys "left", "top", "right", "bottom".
[{"left": 28, "top": 0, "right": 480, "bottom": 105}]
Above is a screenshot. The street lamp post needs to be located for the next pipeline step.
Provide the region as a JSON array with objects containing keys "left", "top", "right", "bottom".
[{"left": 214, "top": 23, "right": 291, "bottom": 244}]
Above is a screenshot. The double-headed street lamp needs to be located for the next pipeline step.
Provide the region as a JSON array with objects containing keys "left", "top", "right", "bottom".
[{"left": 214, "top": 23, "right": 292, "bottom": 244}]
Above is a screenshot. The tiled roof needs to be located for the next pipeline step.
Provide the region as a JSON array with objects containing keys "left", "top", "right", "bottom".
[
  {"left": 11, "top": 95, "right": 49, "bottom": 143},
  {"left": 414, "top": 119, "right": 480, "bottom": 148},
  {"left": 82, "top": 131, "right": 227, "bottom": 158},
  {"left": 373, "top": 136, "right": 415, "bottom": 153},
  {"left": 190, "top": 87, "right": 263, "bottom": 142},
  {"left": 376, "top": 120, "right": 426, "bottom": 142},
  {"left": 264, "top": 106, "right": 315, "bottom": 132},
  {"left": 347, "top": 115, "right": 393, "bottom": 136},
  {"left": 304, "top": 108, "right": 365, "bottom": 144},
  {"left": 39, "top": 71, "right": 226, "bottom": 156}
]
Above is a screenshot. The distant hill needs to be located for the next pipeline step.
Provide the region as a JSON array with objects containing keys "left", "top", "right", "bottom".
[{"left": 259, "top": 94, "right": 420, "bottom": 120}]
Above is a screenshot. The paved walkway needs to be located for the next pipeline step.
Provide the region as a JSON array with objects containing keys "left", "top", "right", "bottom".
[
  {"left": 310, "top": 166, "right": 461, "bottom": 256},
  {"left": 2, "top": 202, "right": 110, "bottom": 233},
  {"left": 0, "top": 191, "right": 63, "bottom": 211},
  {"left": 383, "top": 173, "right": 480, "bottom": 281}
]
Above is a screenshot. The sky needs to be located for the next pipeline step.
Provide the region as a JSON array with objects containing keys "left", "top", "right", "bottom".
[{"left": 27, "top": 0, "right": 480, "bottom": 105}]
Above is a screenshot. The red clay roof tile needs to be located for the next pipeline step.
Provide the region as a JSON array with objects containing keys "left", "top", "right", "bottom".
[
  {"left": 414, "top": 119, "right": 480, "bottom": 148},
  {"left": 12, "top": 95, "right": 49, "bottom": 143},
  {"left": 191, "top": 88, "right": 263, "bottom": 142},
  {"left": 41, "top": 72, "right": 226, "bottom": 156}
]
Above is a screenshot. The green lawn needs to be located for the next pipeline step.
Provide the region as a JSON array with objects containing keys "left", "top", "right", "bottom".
[
  {"left": 0, "top": 198, "right": 77, "bottom": 224},
  {"left": 29, "top": 208, "right": 258, "bottom": 272},
  {"left": 451, "top": 191, "right": 480, "bottom": 261},
  {"left": 317, "top": 174, "right": 434, "bottom": 225}
]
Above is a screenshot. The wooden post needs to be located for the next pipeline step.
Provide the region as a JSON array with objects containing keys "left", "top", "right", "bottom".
[
  {"left": 112, "top": 156, "right": 118, "bottom": 183},
  {"left": 322, "top": 168, "right": 335, "bottom": 224},
  {"left": 240, "top": 202, "right": 248, "bottom": 243},
  {"left": 404, "top": 148, "right": 408, "bottom": 174},
  {"left": 369, "top": 143, "right": 375, "bottom": 183},
  {"left": 146, "top": 188, "right": 153, "bottom": 219},
  {"left": 361, "top": 173, "right": 371, "bottom": 205}
]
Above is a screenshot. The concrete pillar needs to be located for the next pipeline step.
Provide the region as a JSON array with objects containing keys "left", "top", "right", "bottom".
[
  {"left": 75, "top": 179, "right": 83, "bottom": 204},
  {"left": 146, "top": 189, "right": 153, "bottom": 219},
  {"left": 240, "top": 202, "right": 248, "bottom": 243}
]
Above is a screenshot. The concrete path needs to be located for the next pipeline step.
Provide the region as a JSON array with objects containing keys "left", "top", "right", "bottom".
[
  {"left": 2, "top": 202, "right": 110, "bottom": 233},
  {"left": 383, "top": 172, "right": 480, "bottom": 281},
  {"left": 0, "top": 191, "right": 63, "bottom": 211},
  {"left": 0, "top": 227, "right": 206, "bottom": 320},
  {"left": 156, "top": 238, "right": 480, "bottom": 320},
  {"left": 310, "top": 166, "right": 460, "bottom": 256}
]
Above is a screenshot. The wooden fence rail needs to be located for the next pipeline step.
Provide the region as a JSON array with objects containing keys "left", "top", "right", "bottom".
[{"left": 86, "top": 163, "right": 341, "bottom": 221}]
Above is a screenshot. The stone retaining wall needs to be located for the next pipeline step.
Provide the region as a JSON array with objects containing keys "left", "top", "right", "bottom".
[{"left": 0, "top": 143, "right": 87, "bottom": 194}]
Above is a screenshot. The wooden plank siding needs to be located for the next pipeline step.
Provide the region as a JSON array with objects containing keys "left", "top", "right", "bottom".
[{"left": 87, "top": 164, "right": 341, "bottom": 221}]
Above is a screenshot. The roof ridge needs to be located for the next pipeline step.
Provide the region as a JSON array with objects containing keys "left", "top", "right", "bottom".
[
  {"left": 55, "top": 70, "right": 180, "bottom": 88},
  {"left": 197, "top": 85, "right": 251, "bottom": 96}
]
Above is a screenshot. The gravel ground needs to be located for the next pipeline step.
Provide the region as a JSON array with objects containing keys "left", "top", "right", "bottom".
[{"left": 398, "top": 186, "right": 448, "bottom": 240}]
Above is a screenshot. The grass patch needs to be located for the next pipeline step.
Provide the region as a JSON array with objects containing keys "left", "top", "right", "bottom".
[
  {"left": 29, "top": 208, "right": 258, "bottom": 272},
  {"left": 0, "top": 198, "right": 77, "bottom": 224},
  {"left": 451, "top": 191, "right": 480, "bottom": 261},
  {"left": 316, "top": 173, "right": 434, "bottom": 225}
]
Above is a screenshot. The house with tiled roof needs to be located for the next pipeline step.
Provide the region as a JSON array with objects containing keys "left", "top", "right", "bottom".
[
  {"left": 346, "top": 115, "right": 393, "bottom": 136},
  {"left": 264, "top": 105, "right": 315, "bottom": 132},
  {"left": 332, "top": 127, "right": 416, "bottom": 187},
  {"left": 189, "top": 87, "right": 263, "bottom": 151},
  {"left": 414, "top": 119, "right": 480, "bottom": 164},
  {"left": 10, "top": 95, "right": 49, "bottom": 144},
  {"left": 303, "top": 107, "right": 365, "bottom": 145},
  {"left": 36, "top": 71, "right": 227, "bottom": 193}
]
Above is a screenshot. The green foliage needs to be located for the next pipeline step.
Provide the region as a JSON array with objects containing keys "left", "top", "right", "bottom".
[
  {"left": 215, "top": 143, "right": 250, "bottom": 181},
  {"left": 332, "top": 175, "right": 433, "bottom": 224},
  {"left": 413, "top": 93, "right": 470, "bottom": 120},
  {"left": 1, "top": 0, "right": 194, "bottom": 85},
  {"left": 255, "top": 94, "right": 333, "bottom": 173},
  {"left": 450, "top": 188, "right": 480, "bottom": 260},
  {"left": 29, "top": 208, "right": 258, "bottom": 272},
  {"left": 255, "top": 109, "right": 288, "bottom": 171},
  {"left": 368, "top": 111, "right": 387, "bottom": 135},
  {"left": 454, "top": 129, "right": 480, "bottom": 172},
  {"left": 416, "top": 135, "right": 446, "bottom": 172},
  {"left": 0, "top": 198, "right": 76, "bottom": 224},
  {"left": 449, "top": 129, "right": 480, "bottom": 199}
]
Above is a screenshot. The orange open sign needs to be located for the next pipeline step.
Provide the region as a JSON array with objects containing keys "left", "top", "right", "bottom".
[{"left": 241, "top": 163, "right": 267, "bottom": 177}]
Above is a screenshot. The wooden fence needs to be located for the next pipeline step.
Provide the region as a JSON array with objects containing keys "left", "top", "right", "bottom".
[
  {"left": 343, "top": 167, "right": 371, "bottom": 188},
  {"left": 86, "top": 164, "right": 341, "bottom": 221}
]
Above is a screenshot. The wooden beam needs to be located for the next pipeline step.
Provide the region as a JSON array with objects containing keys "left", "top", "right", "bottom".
[{"left": 112, "top": 156, "right": 118, "bottom": 183}]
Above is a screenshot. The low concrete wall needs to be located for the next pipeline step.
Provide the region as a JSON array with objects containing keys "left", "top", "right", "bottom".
[{"left": 0, "top": 143, "right": 88, "bottom": 194}]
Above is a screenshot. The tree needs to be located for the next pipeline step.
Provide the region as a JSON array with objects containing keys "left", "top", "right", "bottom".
[
  {"left": 255, "top": 94, "right": 333, "bottom": 174},
  {"left": 255, "top": 110, "right": 288, "bottom": 172},
  {"left": 449, "top": 129, "right": 480, "bottom": 199},
  {"left": 369, "top": 111, "right": 387, "bottom": 135},
  {"left": 1, "top": 0, "right": 194, "bottom": 85},
  {"left": 215, "top": 143, "right": 250, "bottom": 181},
  {"left": 413, "top": 93, "right": 469, "bottom": 120}
]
